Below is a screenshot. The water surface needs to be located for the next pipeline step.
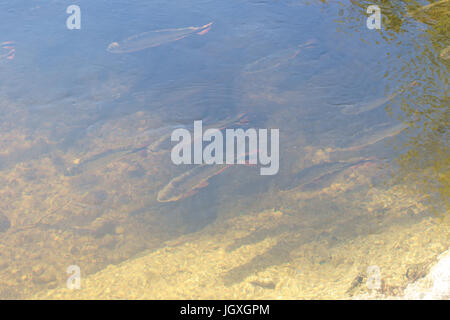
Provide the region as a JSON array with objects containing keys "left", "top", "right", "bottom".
[{"left": 0, "top": 0, "right": 448, "bottom": 299}]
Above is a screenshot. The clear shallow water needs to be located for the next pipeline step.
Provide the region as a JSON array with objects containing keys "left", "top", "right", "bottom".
[{"left": 0, "top": 0, "right": 448, "bottom": 298}]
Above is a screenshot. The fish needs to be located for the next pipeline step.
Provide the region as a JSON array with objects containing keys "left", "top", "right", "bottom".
[
  {"left": 147, "top": 113, "right": 250, "bottom": 153},
  {"left": 339, "top": 94, "right": 398, "bottom": 115},
  {"left": 322, "top": 122, "right": 408, "bottom": 163},
  {"left": 282, "top": 159, "right": 373, "bottom": 191},
  {"left": 107, "top": 22, "right": 213, "bottom": 53},
  {"left": 156, "top": 146, "right": 257, "bottom": 203},
  {"left": 339, "top": 81, "right": 419, "bottom": 115},
  {"left": 64, "top": 147, "right": 143, "bottom": 176},
  {"left": 243, "top": 39, "right": 317, "bottom": 74},
  {"left": 134, "top": 124, "right": 188, "bottom": 153},
  {"left": 65, "top": 123, "right": 190, "bottom": 176},
  {"left": 345, "top": 122, "right": 407, "bottom": 151},
  {"left": 157, "top": 164, "right": 231, "bottom": 202}
]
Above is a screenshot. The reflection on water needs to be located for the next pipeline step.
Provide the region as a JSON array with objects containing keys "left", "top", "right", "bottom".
[
  {"left": 336, "top": 0, "right": 449, "bottom": 216},
  {"left": 0, "top": 0, "right": 448, "bottom": 299}
]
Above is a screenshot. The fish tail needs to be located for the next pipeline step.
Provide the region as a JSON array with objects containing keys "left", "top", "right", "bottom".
[
  {"left": 197, "top": 22, "right": 213, "bottom": 35},
  {"left": 197, "top": 27, "right": 211, "bottom": 35}
]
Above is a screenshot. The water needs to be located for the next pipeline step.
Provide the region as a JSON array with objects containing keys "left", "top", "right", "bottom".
[{"left": 0, "top": 0, "right": 448, "bottom": 299}]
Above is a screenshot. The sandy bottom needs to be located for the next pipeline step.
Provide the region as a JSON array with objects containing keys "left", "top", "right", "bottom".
[{"left": 34, "top": 208, "right": 449, "bottom": 300}]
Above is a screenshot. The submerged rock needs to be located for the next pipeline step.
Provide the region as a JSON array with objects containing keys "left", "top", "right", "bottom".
[{"left": 402, "top": 249, "right": 450, "bottom": 299}]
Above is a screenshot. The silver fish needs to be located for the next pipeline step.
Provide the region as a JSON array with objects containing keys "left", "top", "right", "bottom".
[
  {"left": 107, "top": 22, "right": 213, "bottom": 53},
  {"left": 348, "top": 122, "right": 407, "bottom": 150},
  {"left": 340, "top": 94, "right": 398, "bottom": 115},
  {"left": 243, "top": 39, "right": 317, "bottom": 74},
  {"left": 64, "top": 147, "right": 139, "bottom": 176},
  {"left": 340, "top": 81, "right": 418, "bottom": 115},
  {"left": 282, "top": 159, "right": 373, "bottom": 191},
  {"left": 157, "top": 164, "right": 230, "bottom": 203}
]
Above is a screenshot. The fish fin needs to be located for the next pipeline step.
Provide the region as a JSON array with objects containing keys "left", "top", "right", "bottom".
[{"left": 197, "top": 27, "right": 211, "bottom": 35}]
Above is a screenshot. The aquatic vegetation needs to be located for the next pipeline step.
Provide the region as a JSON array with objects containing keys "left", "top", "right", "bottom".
[{"left": 107, "top": 22, "right": 213, "bottom": 53}]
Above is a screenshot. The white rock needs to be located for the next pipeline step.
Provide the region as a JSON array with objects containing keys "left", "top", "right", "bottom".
[{"left": 403, "top": 249, "right": 450, "bottom": 300}]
